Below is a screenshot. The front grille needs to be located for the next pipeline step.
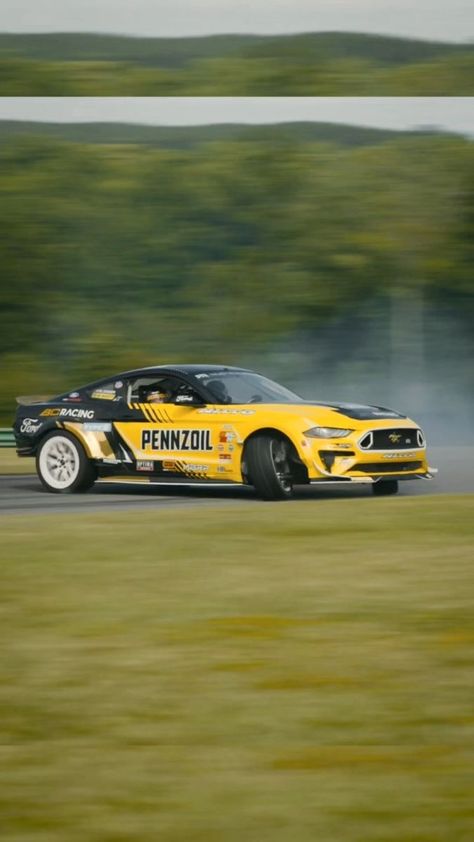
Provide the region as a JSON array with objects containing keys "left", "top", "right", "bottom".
[
  {"left": 352, "top": 461, "right": 423, "bottom": 474},
  {"left": 359, "top": 428, "right": 422, "bottom": 450}
]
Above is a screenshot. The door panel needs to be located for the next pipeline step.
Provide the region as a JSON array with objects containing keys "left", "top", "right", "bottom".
[{"left": 113, "top": 403, "right": 239, "bottom": 479}]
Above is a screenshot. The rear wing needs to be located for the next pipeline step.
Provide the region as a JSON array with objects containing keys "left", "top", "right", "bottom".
[{"left": 16, "top": 395, "right": 53, "bottom": 406}]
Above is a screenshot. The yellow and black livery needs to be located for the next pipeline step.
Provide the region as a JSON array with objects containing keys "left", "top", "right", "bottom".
[{"left": 13, "top": 364, "right": 436, "bottom": 499}]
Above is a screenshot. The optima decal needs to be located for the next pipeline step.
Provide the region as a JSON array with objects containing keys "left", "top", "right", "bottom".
[{"left": 141, "top": 429, "right": 213, "bottom": 452}]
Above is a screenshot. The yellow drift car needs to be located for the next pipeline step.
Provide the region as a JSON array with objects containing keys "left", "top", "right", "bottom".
[{"left": 14, "top": 364, "right": 436, "bottom": 499}]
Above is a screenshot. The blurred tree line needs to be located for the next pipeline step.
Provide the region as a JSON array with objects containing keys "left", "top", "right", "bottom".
[
  {"left": 0, "top": 32, "right": 473, "bottom": 95},
  {"left": 1, "top": 54, "right": 472, "bottom": 95},
  {"left": 0, "top": 128, "right": 473, "bottom": 422}
]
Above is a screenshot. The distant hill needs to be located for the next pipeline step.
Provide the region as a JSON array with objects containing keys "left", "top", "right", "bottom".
[
  {"left": 0, "top": 31, "right": 471, "bottom": 69},
  {"left": 0, "top": 121, "right": 457, "bottom": 150}
]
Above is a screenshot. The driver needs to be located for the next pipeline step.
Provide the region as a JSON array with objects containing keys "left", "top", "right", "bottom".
[
  {"left": 206, "top": 379, "right": 230, "bottom": 404},
  {"left": 146, "top": 387, "right": 169, "bottom": 403}
]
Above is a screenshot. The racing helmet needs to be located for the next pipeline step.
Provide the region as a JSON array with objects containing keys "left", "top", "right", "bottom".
[
  {"left": 147, "top": 388, "right": 168, "bottom": 403},
  {"left": 206, "top": 379, "right": 230, "bottom": 404}
]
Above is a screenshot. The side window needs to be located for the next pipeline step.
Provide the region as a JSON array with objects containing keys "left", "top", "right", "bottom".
[
  {"left": 127, "top": 377, "right": 202, "bottom": 405},
  {"left": 87, "top": 379, "right": 125, "bottom": 402},
  {"left": 127, "top": 377, "right": 178, "bottom": 404}
]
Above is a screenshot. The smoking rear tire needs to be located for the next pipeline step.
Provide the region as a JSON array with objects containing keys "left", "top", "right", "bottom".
[
  {"left": 36, "top": 432, "right": 97, "bottom": 494},
  {"left": 372, "top": 480, "right": 399, "bottom": 496},
  {"left": 245, "top": 434, "right": 294, "bottom": 500}
]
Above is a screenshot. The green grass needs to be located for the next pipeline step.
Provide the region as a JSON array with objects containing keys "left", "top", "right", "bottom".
[
  {"left": 1, "top": 496, "right": 473, "bottom": 841},
  {"left": 0, "top": 449, "right": 34, "bottom": 474}
]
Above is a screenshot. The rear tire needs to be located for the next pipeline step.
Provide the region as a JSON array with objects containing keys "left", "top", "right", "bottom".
[
  {"left": 372, "top": 480, "right": 399, "bottom": 496},
  {"left": 244, "top": 434, "right": 294, "bottom": 500},
  {"left": 36, "top": 432, "right": 97, "bottom": 493}
]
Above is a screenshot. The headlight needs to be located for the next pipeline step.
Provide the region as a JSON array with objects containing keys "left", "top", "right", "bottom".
[{"left": 304, "top": 427, "right": 353, "bottom": 438}]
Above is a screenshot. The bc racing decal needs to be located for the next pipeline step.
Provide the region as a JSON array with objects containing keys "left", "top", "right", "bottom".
[
  {"left": 40, "top": 408, "right": 60, "bottom": 417},
  {"left": 141, "top": 429, "right": 213, "bottom": 452},
  {"left": 41, "top": 407, "right": 95, "bottom": 419},
  {"left": 60, "top": 408, "right": 95, "bottom": 419}
]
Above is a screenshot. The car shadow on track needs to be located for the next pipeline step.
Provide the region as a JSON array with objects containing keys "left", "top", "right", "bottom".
[{"left": 91, "top": 480, "right": 426, "bottom": 502}]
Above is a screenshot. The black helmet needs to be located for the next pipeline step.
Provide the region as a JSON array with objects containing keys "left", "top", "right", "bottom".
[{"left": 206, "top": 379, "right": 230, "bottom": 404}]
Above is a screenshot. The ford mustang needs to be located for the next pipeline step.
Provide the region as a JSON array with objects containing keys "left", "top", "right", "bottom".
[{"left": 13, "top": 364, "right": 436, "bottom": 499}]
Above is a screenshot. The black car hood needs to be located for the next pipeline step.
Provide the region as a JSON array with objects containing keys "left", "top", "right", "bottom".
[{"left": 303, "top": 401, "right": 406, "bottom": 421}]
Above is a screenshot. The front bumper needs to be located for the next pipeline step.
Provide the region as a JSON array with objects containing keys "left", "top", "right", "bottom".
[
  {"left": 305, "top": 428, "right": 436, "bottom": 483},
  {"left": 310, "top": 468, "right": 438, "bottom": 485}
]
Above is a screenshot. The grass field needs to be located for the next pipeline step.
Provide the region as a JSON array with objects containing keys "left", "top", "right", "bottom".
[
  {"left": 0, "top": 449, "right": 33, "bottom": 474},
  {"left": 1, "top": 496, "right": 473, "bottom": 841}
]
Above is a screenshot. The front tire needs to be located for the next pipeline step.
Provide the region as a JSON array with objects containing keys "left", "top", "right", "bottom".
[
  {"left": 244, "top": 434, "right": 294, "bottom": 500},
  {"left": 36, "top": 432, "right": 97, "bottom": 493},
  {"left": 372, "top": 480, "right": 399, "bottom": 496}
]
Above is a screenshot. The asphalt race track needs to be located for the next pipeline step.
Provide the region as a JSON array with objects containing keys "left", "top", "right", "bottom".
[{"left": 0, "top": 448, "right": 472, "bottom": 516}]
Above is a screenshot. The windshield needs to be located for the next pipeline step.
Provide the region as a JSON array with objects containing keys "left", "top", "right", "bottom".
[{"left": 195, "top": 371, "right": 303, "bottom": 405}]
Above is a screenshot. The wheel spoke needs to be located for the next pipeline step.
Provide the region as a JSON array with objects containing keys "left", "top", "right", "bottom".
[{"left": 39, "top": 435, "right": 81, "bottom": 490}]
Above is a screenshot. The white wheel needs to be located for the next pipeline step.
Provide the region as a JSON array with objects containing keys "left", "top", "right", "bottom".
[{"left": 36, "top": 432, "right": 96, "bottom": 493}]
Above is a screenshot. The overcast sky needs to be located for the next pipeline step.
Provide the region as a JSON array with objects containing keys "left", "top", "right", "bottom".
[
  {"left": 0, "top": 0, "right": 473, "bottom": 42},
  {"left": 1, "top": 98, "right": 473, "bottom": 137}
]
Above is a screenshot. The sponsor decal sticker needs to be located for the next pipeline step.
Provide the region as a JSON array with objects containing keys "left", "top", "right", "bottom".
[
  {"left": 141, "top": 429, "right": 213, "bottom": 452},
  {"left": 175, "top": 394, "right": 195, "bottom": 404},
  {"left": 114, "top": 381, "right": 123, "bottom": 388},
  {"left": 137, "top": 460, "right": 154, "bottom": 472},
  {"left": 91, "top": 389, "right": 116, "bottom": 400},
  {"left": 198, "top": 408, "right": 255, "bottom": 416},
  {"left": 84, "top": 422, "right": 112, "bottom": 432},
  {"left": 383, "top": 452, "right": 413, "bottom": 459},
  {"left": 20, "top": 418, "right": 42, "bottom": 434},
  {"left": 186, "top": 464, "right": 209, "bottom": 472},
  {"left": 219, "top": 431, "right": 235, "bottom": 443},
  {"left": 40, "top": 408, "right": 61, "bottom": 417},
  {"left": 219, "top": 453, "right": 232, "bottom": 461},
  {"left": 163, "top": 460, "right": 177, "bottom": 471},
  {"left": 60, "top": 408, "right": 95, "bottom": 419}
]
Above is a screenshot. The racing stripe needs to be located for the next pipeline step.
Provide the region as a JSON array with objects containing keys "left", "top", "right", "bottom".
[
  {"left": 148, "top": 404, "right": 162, "bottom": 423},
  {"left": 140, "top": 403, "right": 155, "bottom": 423}
]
